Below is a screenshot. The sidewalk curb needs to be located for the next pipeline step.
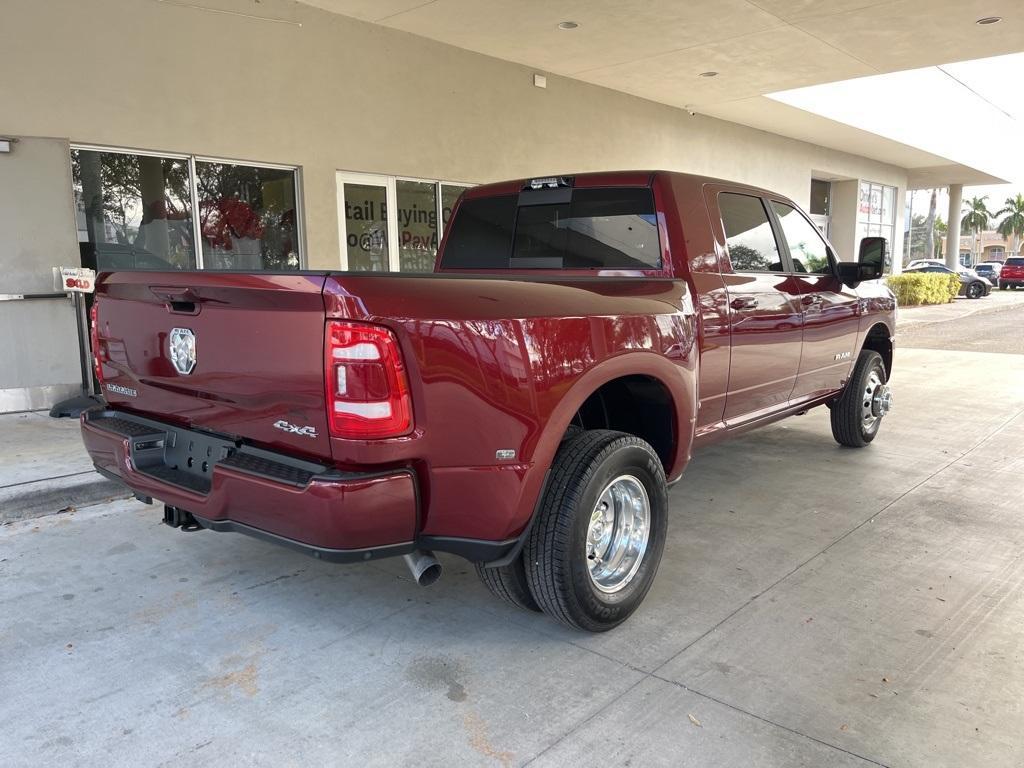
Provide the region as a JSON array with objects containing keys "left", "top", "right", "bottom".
[
  {"left": 898, "top": 298, "right": 1019, "bottom": 328},
  {"left": 0, "top": 472, "right": 131, "bottom": 524}
]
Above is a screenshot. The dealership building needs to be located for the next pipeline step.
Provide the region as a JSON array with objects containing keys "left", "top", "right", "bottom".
[{"left": 1, "top": 0, "right": 1020, "bottom": 412}]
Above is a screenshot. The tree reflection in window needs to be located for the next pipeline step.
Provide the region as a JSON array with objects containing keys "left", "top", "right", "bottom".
[
  {"left": 727, "top": 243, "right": 772, "bottom": 272},
  {"left": 196, "top": 162, "right": 299, "bottom": 271},
  {"left": 719, "top": 193, "right": 783, "bottom": 273},
  {"left": 771, "top": 201, "right": 831, "bottom": 275},
  {"left": 72, "top": 149, "right": 195, "bottom": 271}
]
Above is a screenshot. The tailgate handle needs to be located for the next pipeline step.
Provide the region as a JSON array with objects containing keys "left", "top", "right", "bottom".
[{"left": 151, "top": 286, "right": 200, "bottom": 315}]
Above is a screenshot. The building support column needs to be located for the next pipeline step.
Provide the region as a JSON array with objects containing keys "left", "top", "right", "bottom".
[{"left": 946, "top": 184, "right": 963, "bottom": 269}]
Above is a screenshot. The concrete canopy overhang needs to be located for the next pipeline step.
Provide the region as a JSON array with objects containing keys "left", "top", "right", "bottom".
[{"left": 305, "top": 0, "right": 1024, "bottom": 184}]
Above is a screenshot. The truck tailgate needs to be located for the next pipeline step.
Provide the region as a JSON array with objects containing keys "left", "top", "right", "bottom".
[{"left": 94, "top": 271, "right": 333, "bottom": 460}]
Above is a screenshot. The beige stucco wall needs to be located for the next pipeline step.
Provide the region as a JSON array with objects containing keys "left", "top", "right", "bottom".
[
  {"left": 0, "top": 0, "right": 907, "bottom": 270},
  {"left": 0, "top": 137, "right": 87, "bottom": 408}
]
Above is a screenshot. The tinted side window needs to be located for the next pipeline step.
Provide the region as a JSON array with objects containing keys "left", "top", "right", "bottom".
[
  {"left": 771, "top": 202, "right": 831, "bottom": 274},
  {"left": 719, "top": 193, "right": 783, "bottom": 273},
  {"left": 441, "top": 195, "right": 516, "bottom": 268}
]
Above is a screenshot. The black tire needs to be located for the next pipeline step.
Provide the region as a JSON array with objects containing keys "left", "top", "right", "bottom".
[
  {"left": 966, "top": 282, "right": 983, "bottom": 299},
  {"left": 831, "top": 350, "right": 887, "bottom": 448},
  {"left": 524, "top": 430, "right": 668, "bottom": 632},
  {"left": 475, "top": 558, "right": 541, "bottom": 612},
  {"left": 999, "top": 283, "right": 1007, "bottom": 290}
]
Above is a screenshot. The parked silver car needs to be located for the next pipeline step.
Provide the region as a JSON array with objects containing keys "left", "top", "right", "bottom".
[
  {"left": 974, "top": 261, "right": 1003, "bottom": 285},
  {"left": 904, "top": 264, "right": 992, "bottom": 299}
]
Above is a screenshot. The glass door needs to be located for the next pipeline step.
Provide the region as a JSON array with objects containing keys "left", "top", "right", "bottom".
[
  {"left": 395, "top": 179, "right": 438, "bottom": 272},
  {"left": 809, "top": 179, "right": 831, "bottom": 238},
  {"left": 336, "top": 172, "right": 472, "bottom": 271},
  {"left": 336, "top": 173, "right": 396, "bottom": 271}
]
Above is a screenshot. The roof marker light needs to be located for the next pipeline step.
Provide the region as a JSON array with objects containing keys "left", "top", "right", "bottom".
[{"left": 527, "top": 176, "right": 572, "bottom": 190}]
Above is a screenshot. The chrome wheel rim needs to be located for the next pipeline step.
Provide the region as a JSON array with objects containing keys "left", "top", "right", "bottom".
[
  {"left": 585, "top": 475, "right": 650, "bottom": 593},
  {"left": 860, "top": 370, "right": 891, "bottom": 433}
]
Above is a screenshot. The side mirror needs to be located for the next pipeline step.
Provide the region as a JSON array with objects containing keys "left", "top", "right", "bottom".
[
  {"left": 858, "top": 236, "right": 886, "bottom": 279},
  {"left": 837, "top": 237, "right": 887, "bottom": 287}
]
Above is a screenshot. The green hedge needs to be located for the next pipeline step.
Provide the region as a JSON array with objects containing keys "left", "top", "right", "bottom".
[{"left": 885, "top": 273, "right": 960, "bottom": 306}]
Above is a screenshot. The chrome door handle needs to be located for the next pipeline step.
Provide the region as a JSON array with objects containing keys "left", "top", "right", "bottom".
[
  {"left": 730, "top": 296, "right": 758, "bottom": 310},
  {"left": 801, "top": 293, "right": 823, "bottom": 306}
]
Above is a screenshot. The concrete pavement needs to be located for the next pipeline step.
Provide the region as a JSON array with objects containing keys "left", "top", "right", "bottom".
[
  {"left": 2, "top": 347, "right": 1023, "bottom": 767},
  {"left": 0, "top": 410, "right": 129, "bottom": 523},
  {"left": 899, "top": 295, "right": 1024, "bottom": 354},
  {"left": 896, "top": 285, "right": 1024, "bottom": 328}
]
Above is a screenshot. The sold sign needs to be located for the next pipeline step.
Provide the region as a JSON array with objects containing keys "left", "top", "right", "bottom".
[{"left": 60, "top": 267, "right": 96, "bottom": 294}]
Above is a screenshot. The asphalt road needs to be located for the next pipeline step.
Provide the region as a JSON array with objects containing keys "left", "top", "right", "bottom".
[{"left": 900, "top": 296, "right": 1024, "bottom": 354}]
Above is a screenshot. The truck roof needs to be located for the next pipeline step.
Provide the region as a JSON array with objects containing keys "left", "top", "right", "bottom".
[{"left": 462, "top": 170, "right": 786, "bottom": 201}]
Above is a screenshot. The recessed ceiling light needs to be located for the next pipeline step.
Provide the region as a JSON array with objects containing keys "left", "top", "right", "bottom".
[
  {"left": 698, "top": 71, "right": 718, "bottom": 78},
  {"left": 557, "top": 21, "right": 578, "bottom": 30},
  {"left": 976, "top": 16, "right": 1002, "bottom": 25}
]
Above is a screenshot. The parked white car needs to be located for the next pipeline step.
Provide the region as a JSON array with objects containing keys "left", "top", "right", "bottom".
[{"left": 905, "top": 259, "right": 945, "bottom": 270}]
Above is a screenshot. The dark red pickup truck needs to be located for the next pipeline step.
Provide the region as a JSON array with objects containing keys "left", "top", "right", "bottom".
[{"left": 82, "top": 171, "right": 895, "bottom": 631}]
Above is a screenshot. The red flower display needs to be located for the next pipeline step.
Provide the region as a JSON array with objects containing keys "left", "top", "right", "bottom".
[{"left": 200, "top": 197, "right": 264, "bottom": 250}]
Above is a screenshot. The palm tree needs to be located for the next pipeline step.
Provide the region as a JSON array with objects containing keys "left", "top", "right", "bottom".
[
  {"left": 996, "top": 194, "right": 1024, "bottom": 257},
  {"left": 960, "top": 196, "right": 991, "bottom": 265},
  {"left": 924, "top": 189, "right": 937, "bottom": 260}
]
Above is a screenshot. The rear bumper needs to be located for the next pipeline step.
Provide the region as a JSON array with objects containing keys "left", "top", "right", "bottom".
[{"left": 81, "top": 409, "right": 418, "bottom": 561}]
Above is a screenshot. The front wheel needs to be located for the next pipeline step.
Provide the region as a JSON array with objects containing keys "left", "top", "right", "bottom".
[
  {"left": 524, "top": 430, "right": 668, "bottom": 632},
  {"left": 966, "top": 282, "right": 983, "bottom": 299},
  {"left": 831, "top": 350, "right": 891, "bottom": 447}
]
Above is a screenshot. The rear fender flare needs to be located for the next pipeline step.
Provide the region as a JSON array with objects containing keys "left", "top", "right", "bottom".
[{"left": 517, "top": 351, "right": 696, "bottom": 528}]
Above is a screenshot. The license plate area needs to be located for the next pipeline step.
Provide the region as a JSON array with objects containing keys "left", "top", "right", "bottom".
[
  {"left": 130, "top": 425, "right": 237, "bottom": 494},
  {"left": 86, "top": 410, "right": 333, "bottom": 494}
]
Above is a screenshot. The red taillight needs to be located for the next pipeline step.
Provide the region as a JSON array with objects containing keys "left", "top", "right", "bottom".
[
  {"left": 325, "top": 321, "right": 412, "bottom": 439},
  {"left": 90, "top": 302, "right": 105, "bottom": 384}
]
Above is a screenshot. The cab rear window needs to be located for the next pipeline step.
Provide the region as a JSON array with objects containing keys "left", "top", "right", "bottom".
[
  {"left": 441, "top": 187, "right": 661, "bottom": 270},
  {"left": 1005, "top": 257, "right": 1024, "bottom": 266}
]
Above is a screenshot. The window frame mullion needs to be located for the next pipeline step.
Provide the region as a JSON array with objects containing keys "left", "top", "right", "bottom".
[{"left": 188, "top": 155, "right": 204, "bottom": 270}]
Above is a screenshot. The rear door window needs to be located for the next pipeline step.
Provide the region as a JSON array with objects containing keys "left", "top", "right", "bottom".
[
  {"left": 440, "top": 187, "right": 660, "bottom": 270},
  {"left": 718, "top": 193, "right": 784, "bottom": 273}
]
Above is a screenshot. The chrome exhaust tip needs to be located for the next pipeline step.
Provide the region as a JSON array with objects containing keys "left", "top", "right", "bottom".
[{"left": 402, "top": 550, "right": 442, "bottom": 587}]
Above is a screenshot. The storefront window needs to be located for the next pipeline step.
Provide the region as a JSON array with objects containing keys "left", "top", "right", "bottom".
[
  {"left": 441, "top": 184, "right": 465, "bottom": 233},
  {"left": 73, "top": 149, "right": 196, "bottom": 271},
  {"left": 396, "top": 180, "right": 438, "bottom": 272},
  {"left": 337, "top": 173, "right": 470, "bottom": 272},
  {"left": 196, "top": 162, "right": 299, "bottom": 270},
  {"left": 857, "top": 181, "right": 896, "bottom": 270},
  {"left": 343, "top": 183, "right": 390, "bottom": 271},
  {"left": 72, "top": 146, "right": 302, "bottom": 271}
]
